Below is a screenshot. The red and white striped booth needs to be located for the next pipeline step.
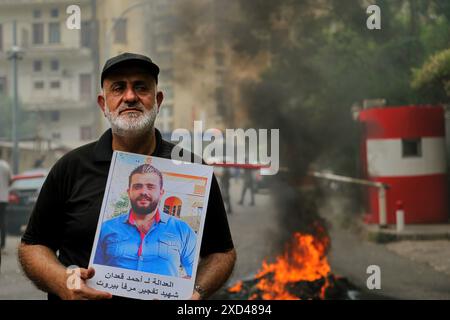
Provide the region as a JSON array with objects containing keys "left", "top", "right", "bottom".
[{"left": 358, "top": 105, "right": 448, "bottom": 224}]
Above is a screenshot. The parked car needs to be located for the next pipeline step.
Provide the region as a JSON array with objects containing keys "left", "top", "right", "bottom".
[{"left": 6, "top": 169, "right": 48, "bottom": 234}]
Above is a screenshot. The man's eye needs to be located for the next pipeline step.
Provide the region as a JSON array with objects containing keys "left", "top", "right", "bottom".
[
  {"left": 135, "top": 85, "right": 148, "bottom": 92},
  {"left": 112, "top": 85, "right": 124, "bottom": 92}
]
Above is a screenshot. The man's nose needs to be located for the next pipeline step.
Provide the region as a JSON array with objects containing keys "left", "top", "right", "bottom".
[{"left": 123, "top": 85, "right": 138, "bottom": 103}]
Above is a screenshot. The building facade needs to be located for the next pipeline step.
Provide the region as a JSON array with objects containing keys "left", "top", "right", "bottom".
[{"left": 0, "top": 0, "right": 99, "bottom": 152}]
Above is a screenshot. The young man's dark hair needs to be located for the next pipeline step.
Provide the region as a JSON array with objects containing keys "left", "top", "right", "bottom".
[{"left": 128, "top": 164, "right": 163, "bottom": 189}]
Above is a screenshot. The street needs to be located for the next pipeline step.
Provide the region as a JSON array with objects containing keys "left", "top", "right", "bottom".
[{"left": 1, "top": 178, "right": 450, "bottom": 299}]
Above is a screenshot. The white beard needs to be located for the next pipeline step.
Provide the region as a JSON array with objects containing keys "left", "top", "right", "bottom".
[{"left": 104, "top": 100, "right": 159, "bottom": 137}]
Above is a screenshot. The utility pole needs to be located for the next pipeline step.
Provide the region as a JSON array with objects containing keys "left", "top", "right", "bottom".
[{"left": 7, "top": 20, "right": 23, "bottom": 174}]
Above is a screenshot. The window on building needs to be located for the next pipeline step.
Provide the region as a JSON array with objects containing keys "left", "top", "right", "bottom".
[
  {"left": 51, "top": 59, "right": 59, "bottom": 71},
  {"left": 80, "top": 21, "right": 92, "bottom": 48},
  {"left": 80, "top": 126, "right": 92, "bottom": 141},
  {"left": 34, "top": 81, "right": 44, "bottom": 89},
  {"left": 113, "top": 18, "right": 127, "bottom": 44},
  {"left": 402, "top": 138, "right": 422, "bottom": 158},
  {"left": 52, "top": 132, "right": 61, "bottom": 140},
  {"left": 33, "top": 60, "right": 42, "bottom": 72},
  {"left": 50, "top": 111, "right": 60, "bottom": 122},
  {"left": 33, "top": 9, "right": 41, "bottom": 19},
  {"left": 49, "top": 22, "right": 60, "bottom": 43},
  {"left": 50, "top": 80, "right": 60, "bottom": 89},
  {"left": 79, "top": 74, "right": 92, "bottom": 100},
  {"left": 0, "top": 77, "right": 7, "bottom": 95},
  {"left": 50, "top": 8, "right": 59, "bottom": 18},
  {"left": 32, "top": 23, "right": 44, "bottom": 45},
  {"left": 0, "top": 24, "right": 3, "bottom": 52}
]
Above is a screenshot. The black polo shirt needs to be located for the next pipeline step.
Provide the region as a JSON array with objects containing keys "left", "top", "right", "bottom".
[{"left": 22, "top": 128, "right": 234, "bottom": 275}]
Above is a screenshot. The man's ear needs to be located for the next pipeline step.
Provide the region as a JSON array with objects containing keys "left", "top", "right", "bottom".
[
  {"left": 97, "top": 93, "right": 106, "bottom": 115},
  {"left": 156, "top": 91, "right": 164, "bottom": 113}
]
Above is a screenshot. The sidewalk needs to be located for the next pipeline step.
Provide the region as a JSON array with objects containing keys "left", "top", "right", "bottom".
[
  {"left": 320, "top": 191, "right": 450, "bottom": 299},
  {"left": 365, "top": 224, "right": 450, "bottom": 243}
]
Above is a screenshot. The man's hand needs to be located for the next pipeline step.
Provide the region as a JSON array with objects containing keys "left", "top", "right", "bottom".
[
  {"left": 190, "top": 290, "right": 202, "bottom": 300},
  {"left": 18, "top": 244, "right": 112, "bottom": 300},
  {"left": 60, "top": 267, "right": 112, "bottom": 300},
  {"left": 192, "top": 249, "right": 237, "bottom": 300}
]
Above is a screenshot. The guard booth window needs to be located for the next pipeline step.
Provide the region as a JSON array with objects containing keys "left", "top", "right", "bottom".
[{"left": 402, "top": 138, "right": 422, "bottom": 158}]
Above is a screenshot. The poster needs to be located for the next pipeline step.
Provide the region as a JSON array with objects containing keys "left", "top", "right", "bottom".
[{"left": 87, "top": 151, "right": 213, "bottom": 300}]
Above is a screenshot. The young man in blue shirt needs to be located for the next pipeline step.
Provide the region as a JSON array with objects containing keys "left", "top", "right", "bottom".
[{"left": 94, "top": 164, "right": 197, "bottom": 278}]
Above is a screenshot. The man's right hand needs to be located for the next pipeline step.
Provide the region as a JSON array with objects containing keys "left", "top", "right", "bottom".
[{"left": 60, "top": 267, "right": 113, "bottom": 300}]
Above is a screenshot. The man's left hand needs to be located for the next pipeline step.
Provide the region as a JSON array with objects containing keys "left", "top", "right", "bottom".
[{"left": 190, "top": 290, "right": 201, "bottom": 300}]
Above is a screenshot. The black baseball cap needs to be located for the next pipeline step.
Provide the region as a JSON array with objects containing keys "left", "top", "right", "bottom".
[{"left": 101, "top": 52, "right": 160, "bottom": 87}]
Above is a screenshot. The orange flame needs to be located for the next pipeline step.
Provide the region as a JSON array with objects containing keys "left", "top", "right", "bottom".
[
  {"left": 228, "top": 280, "right": 243, "bottom": 293},
  {"left": 250, "top": 231, "right": 331, "bottom": 300}
]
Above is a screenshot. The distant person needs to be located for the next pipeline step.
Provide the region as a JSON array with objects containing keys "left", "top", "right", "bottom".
[
  {"left": 94, "top": 164, "right": 197, "bottom": 278},
  {"left": 238, "top": 169, "right": 255, "bottom": 206},
  {"left": 220, "top": 167, "right": 232, "bottom": 214},
  {"left": 0, "top": 159, "right": 12, "bottom": 251}
]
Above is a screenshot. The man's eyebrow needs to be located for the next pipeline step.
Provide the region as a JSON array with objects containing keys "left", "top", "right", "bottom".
[
  {"left": 133, "top": 79, "right": 154, "bottom": 87},
  {"left": 109, "top": 80, "right": 126, "bottom": 88},
  {"left": 132, "top": 182, "right": 157, "bottom": 186}
]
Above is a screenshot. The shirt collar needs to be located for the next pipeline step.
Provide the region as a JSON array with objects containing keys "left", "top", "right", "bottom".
[{"left": 93, "top": 128, "right": 163, "bottom": 163}]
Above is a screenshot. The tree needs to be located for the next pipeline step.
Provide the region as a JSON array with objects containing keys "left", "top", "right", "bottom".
[{"left": 411, "top": 48, "right": 450, "bottom": 103}]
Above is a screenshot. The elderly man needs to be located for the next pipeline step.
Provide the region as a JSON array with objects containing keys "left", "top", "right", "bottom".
[
  {"left": 19, "top": 52, "right": 236, "bottom": 300},
  {"left": 94, "top": 164, "right": 197, "bottom": 278}
]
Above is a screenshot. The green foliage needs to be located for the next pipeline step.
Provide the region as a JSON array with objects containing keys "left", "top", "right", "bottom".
[
  {"left": 112, "top": 193, "right": 130, "bottom": 218},
  {"left": 226, "top": 0, "right": 450, "bottom": 177},
  {"left": 411, "top": 48, "right": 450, "bottom": 102}
]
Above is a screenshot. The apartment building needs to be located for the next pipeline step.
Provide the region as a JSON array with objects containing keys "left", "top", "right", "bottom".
[{"left": 0, "top": 0, "right": 98, "bottom": 150}]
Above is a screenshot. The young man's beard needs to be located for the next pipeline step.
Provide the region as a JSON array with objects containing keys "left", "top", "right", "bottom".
[
  {"left": 104, "top": 100, "right": 158, "bottom": 137},
  {"left": 130, "top": 196, "right": 160, "bottom": 216}
]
